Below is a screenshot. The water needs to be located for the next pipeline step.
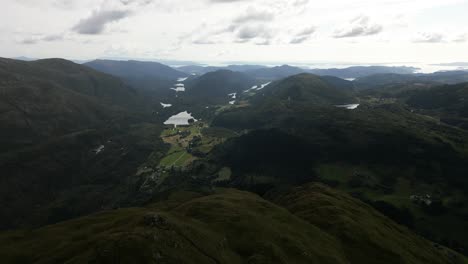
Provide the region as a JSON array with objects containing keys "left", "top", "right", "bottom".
[
  {"left": 93, "top": 145, "right": 105, "bottom": 154},
  {"left": 164, "top": 111, "right": 197, "bottom": 127},
  {"left": 171, "top": 83, "right": 185, "bottom": 92},
  {"left": 335, "top": 104, "right": 360, "bottom": 110},
  {"left": 160, "top": 103, "right": 172, "bottom": 108},
  {"left": 245, "top": 82, "right": 272, "bottom": 93}
]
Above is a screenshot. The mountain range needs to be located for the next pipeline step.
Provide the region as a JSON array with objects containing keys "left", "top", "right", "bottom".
[{"left": 1, "top": 57, "right": 468, "bottom": 263}]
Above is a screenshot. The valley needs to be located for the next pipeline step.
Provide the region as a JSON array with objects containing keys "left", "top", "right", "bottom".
[
  {"left": 1, "top": 57, "right": 468, "bottom": 263},
  {"left": 4, "top": 1, "right": 468, "bottom": 262}
]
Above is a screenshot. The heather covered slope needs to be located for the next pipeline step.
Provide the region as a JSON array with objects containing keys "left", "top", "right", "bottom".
[
  {"left": 274, "top": 183, "right": 466, "bottom": 264},
  {"left": 1, "top": 186, "right": 464, "bottom": 264}
]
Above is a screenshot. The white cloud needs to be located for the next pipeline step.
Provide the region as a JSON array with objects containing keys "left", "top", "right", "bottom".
[
  {"left": 333, "top": 16, "right": 383, "bottom": 38},
  {"left": 2, "top": 0, "right": 468, "bottom": 63},
  {"left": 72, "top": 9, "right": 131, "bottom": 34},
  {"left": 413, "top": 32, "right": 444, "bottom": 43}
]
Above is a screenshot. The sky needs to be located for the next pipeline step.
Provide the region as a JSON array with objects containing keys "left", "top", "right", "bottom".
[{"left": 1, "top": 0, "right": 468, "bottom": 65}]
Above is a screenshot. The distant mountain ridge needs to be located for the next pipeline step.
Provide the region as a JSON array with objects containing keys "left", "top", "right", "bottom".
[
  {"left": 84, "top": 59, "right": 187, "bottom": 81},
  {"left": 252, "top": 73, "right": 357, "bottom": 106},
  {"left": 178, "top": 64, "right": 419, "bottom": 81},
  {"left": 354, "top": 71, "right": 468, "bottom": 90},
  {"left": 177, "top": 64, "right": 267, "bottom": 75},
  {"left": 184, "top": 70, "right": 256, "bottom": 104}
]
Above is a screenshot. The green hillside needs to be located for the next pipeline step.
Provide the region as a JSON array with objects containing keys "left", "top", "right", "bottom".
[
  {"left": 1, "top": 185, "right": 464, "bottom": 264},
  {"left": 184, "top": 70, "right": 256, "bottom": 104},
  {"left": 0, "top": 58, "right": 169, "bottom": 230},
  {"left": 251, "top": 73, "right": 357, "bottom": 106}
]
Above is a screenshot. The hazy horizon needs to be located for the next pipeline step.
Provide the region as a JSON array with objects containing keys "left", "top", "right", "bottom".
[{"left": 2, "top": 0, "right": 468, "bottom": 65}]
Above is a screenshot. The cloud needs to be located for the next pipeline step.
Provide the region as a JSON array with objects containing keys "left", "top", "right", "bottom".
[
  {"left": 72, "top": 9, "right": 132, "bottom": 35},
  {"left": 209, "top": 0, "right": 247, "bottom": 3},
  {"left": 290, "top": 26, "right": 315, "bottom": 44},
  {"left": 119, "top": 0, "right": 154, "bottom": 6},
  {"left": 233, "top": 7, "right": 274, "bottom": 24},
  {"left": 413, "top": 32, "right": 444, "bottom": 43},
  {"left": 42, "top": 34, "right": 64, "bottom": 42},
  {"left": 453, "top": 34, "right": 467, "bottom": 43},
  {"left": 293, "top": 0, "right": 309, "bottom": 6},
  {"left": 18, "top": 33, "right": 65, "bottom": 45},
  {"left": 237, "top": 25, "right": 272, "bottom": 40},
  {"left": 192, "top": 39, "right": 217, "bottom": 45},
  {"left": 20, "top": 37, "right": 39, "bottom": 45},
  {"left": 52, "top": 0, "right": 77, "bottom": 9},
  {"left": 255, "top": 39, "right": 271, "bottom": 45},
  {"left": 290, "top": 35, "right": 309, "bottom": 44},
  {"left": 333, "top": 16, "right": 383, "bottom": 38}
]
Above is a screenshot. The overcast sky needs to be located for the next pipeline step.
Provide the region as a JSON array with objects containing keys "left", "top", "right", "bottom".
[{"left": 1, "top": 0, "right": 468, "bottom": 64}]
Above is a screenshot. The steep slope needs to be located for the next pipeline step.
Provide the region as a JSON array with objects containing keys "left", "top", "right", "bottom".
[
  {"left": 1, "top": 187, "right": 464, "bottom": 264},
  {"left": 2, "top": 58, "right": 137, "bottom": 107},
  {"left": 0, "top": 57, "right": 139, "bottom": 152},
  {"left": 274, "top": 183, "right": 466, "bottom": 264},
  {"left": 0, "top": 58, "right": 167, "bottom": 230}
]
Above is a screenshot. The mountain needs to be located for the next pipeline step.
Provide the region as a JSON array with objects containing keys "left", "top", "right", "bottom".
[
  {"left": 354, "top": 71, "right": 468, "bottom": 91},
  {"left": 246, "top": 65, "right": 307, "bottom": 81},
  {"left": 309, "top": 66, "right": 418, "bottom": 79},
  {"left": 225, "top": 64, "right": 267, "bottom": 72},
  {"left": 209, "top": 74, "right": 468, "bottom": 251},
  {"left": 0, "top": 57, "right": 141, "bottom": 152},
  {"left": 180, "top": 65, "right": 418, "bottom": 81},
  {"left": 177, "top": 65, "right": 221, "bottom": 75},
  {"left": 252, "top": 73, "right": 357, "bottom": 106},
  {"left": 12, "top": 56, "right": 37, "bottom": 61},
  {"left": 406, "top": 83, "right": 468, "bottom": 115},
  {"left": 0, "top": 58, "right": 168, "bottom": 230},
  {"left": 177, "top": 64, "right": 267, "bottom": 75},
  {"left": 84, "top": 59, "right": 187, "bottom": 81},
  {"left": 184, "top": 70, "right": 256, "bottom": 104},
  {"left": 404, "top": 82, "right": 468, "bottom": 129},
  {"left": 1, "top": 184, "right": 464, "bottom": 264},
  {"left": 84, "top": 60, "right": 188, "bottom": 98},
  {"left": 317, "top": 75, "right": 356, "bottom": 91}
]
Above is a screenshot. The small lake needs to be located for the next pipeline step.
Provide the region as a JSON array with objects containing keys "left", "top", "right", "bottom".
[
  {"left": 164, "top": 111, "right": 197, "bottom": 127},
  {"left": 335, "top": 104, "right": 360, "bottom": 110},
  {"left": 245, "top": 82, "right": 271, "bottom": 92},
  {"left": 171, "top": 83, "right": 185, "bottom": 92},
  {"left": 161, "top": 103, "right": 172, "bottom": 108}
]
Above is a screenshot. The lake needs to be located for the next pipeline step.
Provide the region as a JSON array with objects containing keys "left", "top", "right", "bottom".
[{"left": 164, "top": 111, "right": 197, "bottom": 127}]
